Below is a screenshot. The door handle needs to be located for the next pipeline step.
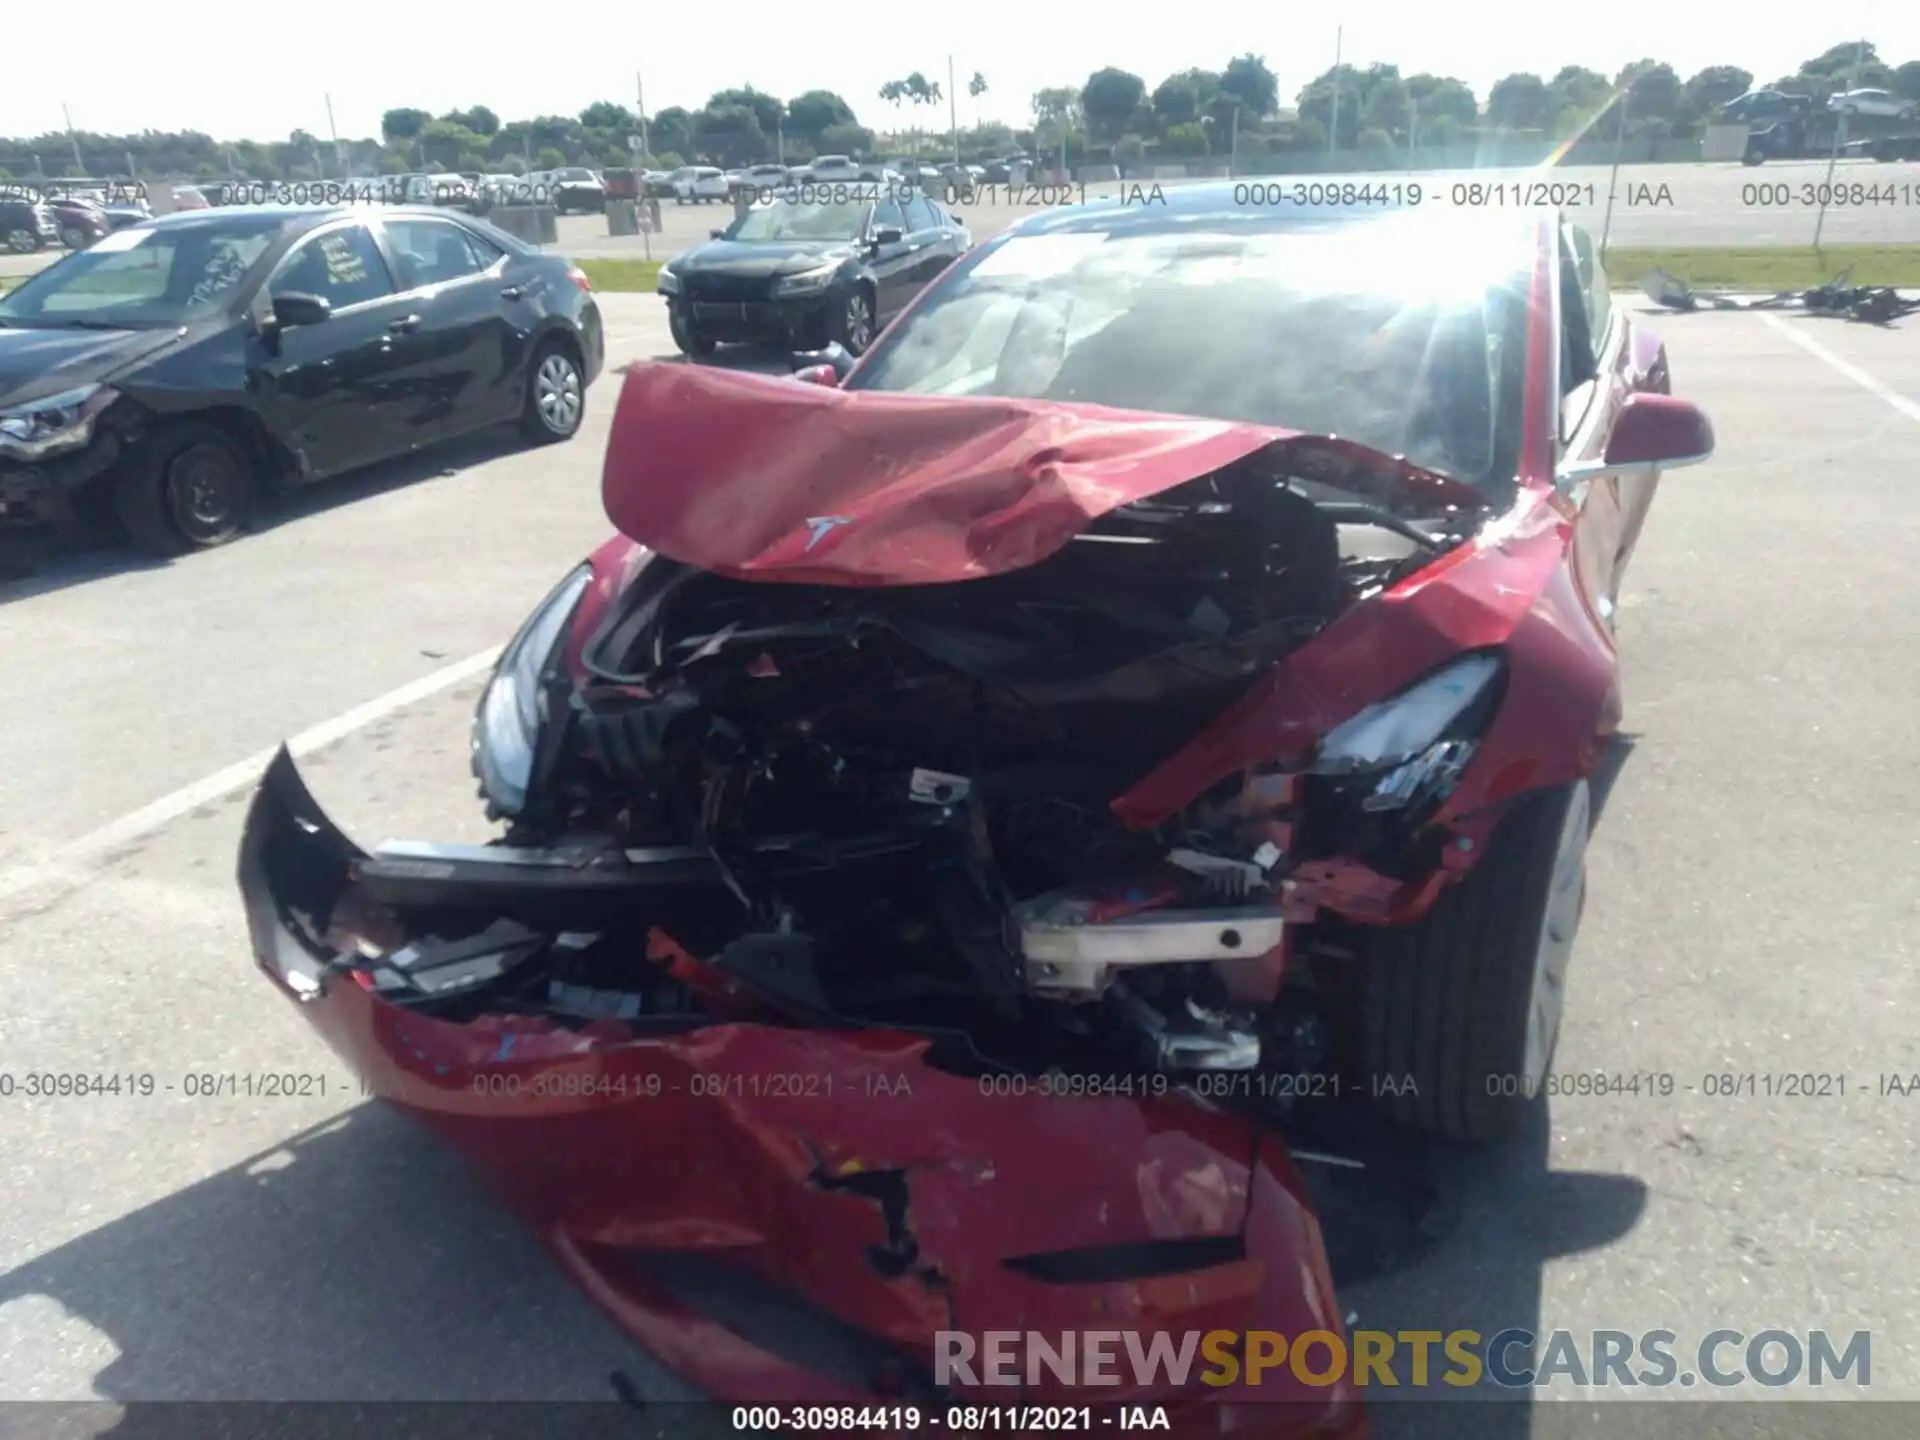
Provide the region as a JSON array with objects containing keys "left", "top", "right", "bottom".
[
  {"left": 501, "top": 284, "right": 527, "bottom": 299},
  {"left": 388, "top": 314, "right": 422, "bottom": 333}
]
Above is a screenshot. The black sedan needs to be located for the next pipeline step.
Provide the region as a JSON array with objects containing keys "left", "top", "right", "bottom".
[
  {"left": 657, "top": 187, "right": 970, "bottom": 358},
  {"left": 0, "top": 205, "right": 604, "bottom": 555}
]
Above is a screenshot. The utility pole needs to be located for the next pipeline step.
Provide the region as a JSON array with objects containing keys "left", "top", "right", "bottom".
[
  {"left": 1229, "top": 105, "right": 1240, "bottom": 178},
  {"left": 1599, "top": 88, "right": 1630, "bottom": 255},
  {"left": 325, "top": 93, "right": 344, "bottom": 178},
  {"left": 949, "top": 55, "right": 960, "bottom": 166},
  {"left": 1328, "top": 27, "right": 1342, "bottom": 157},
  {"left": 636, "top": 72, "right": 650, "bottom": 161},
  {"left": 62, "top": 104, "right": 85, "bottom": 173},
  {"left": 1812, "top": 39, "right": 1868, "bottom": 249}
]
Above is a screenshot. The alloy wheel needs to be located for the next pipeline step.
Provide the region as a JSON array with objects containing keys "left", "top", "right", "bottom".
[
  {"left": 5, "top": 229, "right": 36, "bottom": 253},
  {"left": 843, "top": 292, "right": 873, "bottom": 353},
  {"left": 535, "top": 353, "right": 582, "bottom": 433},
  {"left": 1522, "top": 779, "right": 1591, "bottom": 1088}
]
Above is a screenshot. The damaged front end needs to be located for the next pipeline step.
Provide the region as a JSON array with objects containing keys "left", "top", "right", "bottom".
[
  {"left": 240, "top": 749, "right": 1367, "bottom": 1431},
  {"left": 235, "top": 370, "right": 1567, "bottom": 1425}
]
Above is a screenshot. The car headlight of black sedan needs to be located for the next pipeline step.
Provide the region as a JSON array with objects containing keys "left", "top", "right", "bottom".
[{"left": 0, "top": 384, "right": 117, "bottom": 461}]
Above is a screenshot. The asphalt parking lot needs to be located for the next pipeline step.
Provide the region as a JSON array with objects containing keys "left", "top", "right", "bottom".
[
  {"left": 0, "top": 292, "right": 1916, "bottom": 1432},
  {"left": 1, "top": 156, "right": 1915, "bottom": 282}
]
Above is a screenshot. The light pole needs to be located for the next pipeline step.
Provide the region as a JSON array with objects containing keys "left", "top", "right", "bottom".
[
  {"left": 1813, "top": 39, "right": 1868, "bottom": 249},
  {"left": 1328, "top": 26, "right": 1343, "bottom": 157}
]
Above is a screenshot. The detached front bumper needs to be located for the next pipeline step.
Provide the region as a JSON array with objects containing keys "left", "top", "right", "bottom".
[{"left": 237, "top": 748, "right": 1367, "bottom": 1436}]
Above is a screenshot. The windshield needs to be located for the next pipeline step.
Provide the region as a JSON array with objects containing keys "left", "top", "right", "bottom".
[
  {"left": 847, "top": 214, "right": 1534, "bottom": 489},
  {"left": 725, "top": 197, "right": 868, "bottom": 244},
  {"left": 0, "top": 219, "right": 282, "bottom": 329},
  {"left": 556, "top": 169, "right": 595, "bottom": 181}
]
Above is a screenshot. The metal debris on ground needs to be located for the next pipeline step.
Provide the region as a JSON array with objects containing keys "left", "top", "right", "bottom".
[{"left": 1640, "top": 268, "right": 1920, "bottom": 323}]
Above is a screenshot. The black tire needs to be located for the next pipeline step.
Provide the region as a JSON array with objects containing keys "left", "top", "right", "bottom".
[
  {"left": 668, "top": 305, "right": 715, "bottom": 359},
  {"left": 520, "top": 338, "right": 586, "bottom": 442},
  {"left": 1357, "top": 781, "right": 1591, "bottom": 1143},
  {"left": 113, "top": 421, "right": 257, "bottom": 556},
  {"left": 831, "top": 284, "right": 876, "bottom": 356},
  {"left": 4, "top": 227, "right": 41, "bottom": 253}
]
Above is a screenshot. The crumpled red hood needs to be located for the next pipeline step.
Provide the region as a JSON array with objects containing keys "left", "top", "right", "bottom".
[{"left": 601, "top": 361, "right": 1293, "bottom": 586}]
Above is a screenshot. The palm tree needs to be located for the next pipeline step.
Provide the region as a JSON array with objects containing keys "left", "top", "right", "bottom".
[{"left": 968, "top": 71, "right": 989, "bottom": 132}]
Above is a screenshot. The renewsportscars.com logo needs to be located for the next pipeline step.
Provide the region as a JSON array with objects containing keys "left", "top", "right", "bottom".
[{"left": 934, "top": 1329, "right": 1872, "bottom": 1391}]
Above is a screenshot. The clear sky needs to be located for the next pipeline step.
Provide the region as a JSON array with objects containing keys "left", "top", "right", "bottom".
[{"left": 3, "top": 2, "right": 1913, "bottom": 141}]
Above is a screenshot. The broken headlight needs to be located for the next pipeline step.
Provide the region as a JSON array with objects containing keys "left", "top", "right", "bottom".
[
  {"left": 473, "top": 563, "right": 592, "bottom": 817},
  {"left": 0, "top": 384, "right": 116, "bottom": 461},
  {"left": 1310, "top": 652, "right": 1502, "bottom": 812}
]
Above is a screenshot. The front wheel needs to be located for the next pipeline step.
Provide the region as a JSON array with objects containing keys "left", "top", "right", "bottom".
[
  {"left": 4, "top": 227, "right": 41, "bottom": 253},
  {"left": 668, "top": 305, "right": 715, "bottom": 359},
  {"left": 832, "top": 286, "right": 875, "bottom": 355},
  {"left": 113, "top": 421, "right": 257, "bottom": 556},
  {"left": 1356, "top": 780, "right": 1592, "bottom": 1143}
]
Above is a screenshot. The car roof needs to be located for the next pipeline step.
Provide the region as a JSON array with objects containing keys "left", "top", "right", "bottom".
[{"left": 141, "top": 203, "right": 480, "bottom": 233}]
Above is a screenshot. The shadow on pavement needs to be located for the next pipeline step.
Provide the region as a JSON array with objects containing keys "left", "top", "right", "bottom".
[
  {"left": 0, "top": 1104, "right": 686, "bottom": 1403},
  {"left": 0, "top": 426, "right": 537, "bottom": 604}
]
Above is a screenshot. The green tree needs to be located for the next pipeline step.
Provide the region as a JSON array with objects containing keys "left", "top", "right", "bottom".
[
  {"left": 696, "top": 104, "right": 767, "bottom": 165},
  {"left": 1153, "top": 70, "right": 1220, "bottom": 128},
  {"left": 787, "top": 90, "right": 855, "bottom": 138},
  {"left": 1406, "top": 75, "right": 1478, "bottom": 127},
  {"left": 707, "top": 87, "right": 785, "bottom": 138},
  {"left": 1679, "top": 66, "right": 1752, "bottom": 120},
  {"left": 1615, "top": 60, "right": 1682, "bottom": 122},
  {"left": 579, "top": 101, "right": 638, "bottom": 132},
  {"left": 1082, "top": 68, "right": 1147, "bottom": 141},
  {"left": 968, "top": 71, "right": 989, "bottom": 128},
  {"left": 1486, "top": 73, "right": 1549, "bottom": 129},
  {"left": 1893, "top": 60, "right": 1920, "bottom": 101},
  {"left": 442, "top": 106, "right": 500, "bottom": 136},
  {"left": 1221, "top": 54, "right": 1279, "bottom": 118},
  {"left": 381, "top": 108, "right": 432, "bottom": 142}
]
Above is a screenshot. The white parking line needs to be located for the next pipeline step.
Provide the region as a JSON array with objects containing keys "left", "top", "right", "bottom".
[
  {"left": 0, "top": 645, "right": 502, "bottom": 911},
  {"left": 1758, "top": 313, "right": 1920, "bottom": 424}
]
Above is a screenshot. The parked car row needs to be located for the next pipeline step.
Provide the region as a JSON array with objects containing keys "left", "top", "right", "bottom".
[{"left": 0, "top": 204, "right": 604, "bottom": 555}]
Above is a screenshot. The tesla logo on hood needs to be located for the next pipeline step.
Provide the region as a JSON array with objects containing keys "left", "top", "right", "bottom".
[{"left": 803, "top": 515, "right": 853, "bottom": 551}]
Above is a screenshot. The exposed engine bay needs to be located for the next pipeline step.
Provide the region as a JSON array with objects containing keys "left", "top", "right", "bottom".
[{"left": 321, "top": 451, "right": 1488, "bottom": 1097}]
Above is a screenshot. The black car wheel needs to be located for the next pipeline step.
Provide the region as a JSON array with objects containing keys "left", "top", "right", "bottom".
[
  {"left": 520, "top": 340, "right": 585, "bottom": 442},
  {"left": 60, "top": 227, "right": 93, "bottom": 251},
  {"left": 832, "top": 287, "right": 875, "bottom": 355},
  {"left": 1356, "top": 781, "right": 1591, "bottom": 1143},
  {"left": 5, "top": 227, "right": 41, "bottom": 253},
  {"left": 114, "top": 421, "right": 257, "bottom": 556},
  {"left": 668, "top": 306, "right": 716, "bottom": 359}
]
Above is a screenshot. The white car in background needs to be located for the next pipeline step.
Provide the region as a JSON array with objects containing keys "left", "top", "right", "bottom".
[
  {"left": 1826, "top": 88, "right": 1918, "bottom": 120},
  {"left": 802, "top": 155, "right": 861, "bottom": 183},
  {"left": 670, "top": 166, "right": 729, "bottom": 203}
]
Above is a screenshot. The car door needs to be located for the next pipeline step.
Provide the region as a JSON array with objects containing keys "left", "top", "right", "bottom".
[
  {"left": 904, "top": 194, "right": 962, "bottom": 291},
  {"left": 1556, "top": 221, "right": 1656, "bottom": 628},
  {"left": 248, "top": 222, "right": 420, "bottom": 478},
  {"left": 373, "top": 215, "right": 530, "bottom": 442},
  {"left": 865, "top": 192, "right": 919, "bottom": 321}
]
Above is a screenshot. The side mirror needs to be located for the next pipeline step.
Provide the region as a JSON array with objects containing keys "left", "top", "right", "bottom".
[
  {"left": 1563, "top": 393, "right": 1714, "bottom": 483},
  {"left": 710, "top": 228, "right": 726, "bottom": 239},
  {"left": 791, "top": 364, "right": 840, "bottom": 388},
  {"left": 870, "top": 225, "right": 904, "bottom": 249},
  {"left": 270, "top": 292, "right": 332, "bottom": 328}
]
